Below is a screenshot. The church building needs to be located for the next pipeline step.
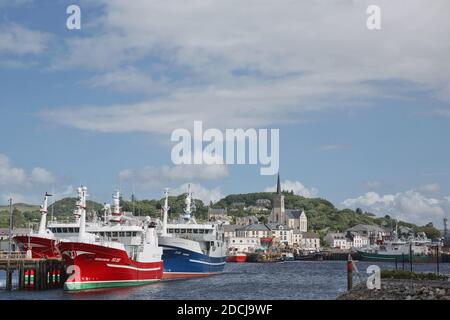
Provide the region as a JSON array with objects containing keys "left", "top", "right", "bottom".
[{"left": 268, "top": 174, "right": 308, "bottom": 232}]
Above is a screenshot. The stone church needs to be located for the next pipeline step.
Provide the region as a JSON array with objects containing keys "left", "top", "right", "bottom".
[{"left": 268, "top": 174, "right": 308, "bottom": 232}]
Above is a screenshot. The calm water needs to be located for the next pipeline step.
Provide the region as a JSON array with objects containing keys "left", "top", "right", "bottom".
[{"left": 1, "top": 261, "right": 448, "bottom": 300}]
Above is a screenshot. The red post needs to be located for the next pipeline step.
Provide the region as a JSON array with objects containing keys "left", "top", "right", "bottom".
[{"left": 347, "top": 254, "right": 353, "bottom": 291}]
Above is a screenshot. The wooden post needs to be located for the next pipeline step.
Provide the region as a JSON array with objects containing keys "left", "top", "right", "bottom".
[
  {"left": 18, "top": 262, "right": 24, "bottom": 290},
  {"left": 347, "top": 254, "right": 353, "bottom": 291},
  {"left": 6, "top": 259, "right": 12, "bottom": 291}
]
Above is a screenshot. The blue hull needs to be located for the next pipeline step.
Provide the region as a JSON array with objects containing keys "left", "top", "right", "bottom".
[{"left": 162, "top": 245, "right": 226, "bottom": 278}]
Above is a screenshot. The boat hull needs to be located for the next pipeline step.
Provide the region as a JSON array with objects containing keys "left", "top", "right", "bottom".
[
  {"left": 58, "top": 241, "right": 163, "bottom": 291},
  {"left": 13, "top": 235, "right": 59, "bottom": 259},
  {"left": 161, "top": 245, "right": 226, "bottom": 279},
  {"left": 226, "top": 254, "right": 247, "bottom": 263},
  {"left": 357, "top": 250, "right": 432, "bottom": 263}
]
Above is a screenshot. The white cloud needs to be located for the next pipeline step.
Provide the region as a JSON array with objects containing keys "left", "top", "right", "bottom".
[
  {"left": 419, "top": 183, "right": 440, "bottom": 193},
  {"left": 363, "top": 181, "right": 383, "bottom": 190},
  {"left": 0, "top": 154, "right": 59, "bottom": 204},
  {"left": 43, "top": 0, "right": 450, "bottom": 133},
  {"left": 264, "top": 179, "right": 318, "bottom": 198},
  {"left": 85, "top": 67, "right": 169, "bottom": 94},
  {"left": 0, "top": 23, "right": 49, "bottom": 55},
  {"left": 342, "top": 190, "right": 447, "bottom": 226},
  {"left": 0, "top": 154, "right": 27, "bottom": 186},
  {"left": 119, "top": 164, "right": 228, "bottom": 189},
  {"left": 31, "top": 167, "right": 56, "bottom": 184},
  {"left": 171, "top": 183, "right": 224, "bottom": 205}
]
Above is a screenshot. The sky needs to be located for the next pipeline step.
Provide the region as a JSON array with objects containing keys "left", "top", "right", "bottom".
[{"left": 0, "top": 0, "right": 450, "bottom": 227}]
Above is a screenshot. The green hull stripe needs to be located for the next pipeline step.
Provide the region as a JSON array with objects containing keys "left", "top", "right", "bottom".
[{"left": 64, "top": 279, "right": 159, "bottom": 291}]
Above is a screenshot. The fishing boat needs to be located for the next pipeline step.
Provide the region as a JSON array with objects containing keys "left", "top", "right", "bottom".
[
  {"left": 158, "top": 187, "right": 227, "bottom": 279},
  {"left": 58, "top": 190, "right": 163, "bottom": 291},
  {"left": 13, "top": 186, "right": 102, "bottom": 258},
  {"left": 357, "top": 228, "right": 432, "bottom": 262}
]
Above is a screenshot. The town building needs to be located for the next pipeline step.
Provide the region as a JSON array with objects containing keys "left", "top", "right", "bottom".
[
  {"left": 235, "top": 215, "right": 259, "bottom": 226},
  {"left": 346, "top": 224, "right": 387, "bottom": 245},
  {"left": 208, "top": 208, "right": 231, "bottom": 223},
  {"left": 223, "top": 224, "right": 240, "bottom": 239},
  {"left": 268, "top": 174, "right": 308, "bottom": 232},
  {"left": 345, "top": 231, "right": 369, "bottom": 248},
  {"left": 324, "top": 232, "right": 350, "bottom": 250},
  {"left": 299, "top": 232, "right": 321, "bottom": 252},
  {"left": 227, "top": 237, "right": 261, "bottom": 253}
]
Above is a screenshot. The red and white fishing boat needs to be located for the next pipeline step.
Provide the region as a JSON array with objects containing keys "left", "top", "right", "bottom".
[
  {"left": 14, "top": 186, "right": 105, "bottom": 259},
  {"left": 58, "top": 190, "right": 163, "bottom": 291},
  {"left": 226, "top": 249, "right": 247, "bottom": 263},
  {"left": 13, "top": 192, "right": 59, "bottom": 258}
]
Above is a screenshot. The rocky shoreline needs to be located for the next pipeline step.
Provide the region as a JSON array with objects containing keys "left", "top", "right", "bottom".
[{"left": 337, "top": 279, "right": 450, "bottom": 300}]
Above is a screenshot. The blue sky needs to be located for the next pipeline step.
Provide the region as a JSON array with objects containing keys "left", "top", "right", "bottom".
[{"left": 1, "top": 0, "right": 450, "bottom": 226}]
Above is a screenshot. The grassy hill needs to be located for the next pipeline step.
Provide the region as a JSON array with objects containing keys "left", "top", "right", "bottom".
[{"left": 213, "top": 192, "right": 441, "bottom": 239}]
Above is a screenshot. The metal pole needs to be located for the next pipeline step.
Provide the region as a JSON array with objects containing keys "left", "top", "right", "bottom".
[
  {"left": 9, "top": 198, "right": 13, "bottom": 257},
  {"left": 409, "top": 243, "right": 413, "bottom": 272},
  {"left": 436, "top": 244, "right": 440, "bottom": 275}
]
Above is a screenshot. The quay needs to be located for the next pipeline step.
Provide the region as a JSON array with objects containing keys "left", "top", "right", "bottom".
[{"left": 0, "top": 252, "right": 66, "bottom": 291}]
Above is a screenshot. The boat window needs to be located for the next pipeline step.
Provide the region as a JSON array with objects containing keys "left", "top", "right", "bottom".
[
  {"left": 187, "top": 229, "right": 192, "bottom": 233},
  {"left": 180, "top": 229, "right": 186, "bottom": 234},
  {"left": 62, "top": 228, "right": 68, "bottom": 233},
  {"left": 112, "top": 232, "right": 118, "bottom": 237},
  {"left": 74, "top": 228, "right": 79, "bottom": 233},
  {"left": 106, "top": 232, "right": 112, "bottom": 237},
  {"left": 126, "top": 231, "right": 132, "bottom": 237},
  {"left": 132, "top": 232, "right": 137, "bottom": 237},
  {"left": 68, "top": 228, "right": 74, "bottom": 233},
  {"left": 198, "top": 229, "right": 204, "bottom": 234},
  {"left": 167, "top": 229, "right": 173, "bottom": 233},
  {"left": 175, "top": 229, "right": 180, "bottom": 233},
  {"left": 99, "top": 232, "right": 104, "bottom": 237},
  {"left": 119, "top": 232, "right": 125, "bottom": 237},
  {"left": 193, "top": 229, "right": 198, "bottom": 234}
]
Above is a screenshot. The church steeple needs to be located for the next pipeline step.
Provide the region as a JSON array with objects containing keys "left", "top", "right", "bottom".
[{"left": 276, "top": 173, "right": 281, "bottom": 194}]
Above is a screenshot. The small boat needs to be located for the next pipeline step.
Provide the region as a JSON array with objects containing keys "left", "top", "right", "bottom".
[
  {"left": 226, "top": 250, "right": 247, "bottom": 263},
  {"left": 280, "top": 252, "right": 294, "bottom": 261}
]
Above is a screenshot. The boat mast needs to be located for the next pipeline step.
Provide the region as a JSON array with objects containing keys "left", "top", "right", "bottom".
[
  {"left": 73, "top": 186, "right": 84, "bottom": 222},
  {"left": 110, "top": 190, "right": 122, "bottom": 224},
  {"left": 162, "top": 188, "right": 170, "bottom": 236},
  {"left": 38, "top": 192, "right": 52, "bottom": 235},
  {"left": 78, "top": 186, "right": 88, "bottom": 239}
]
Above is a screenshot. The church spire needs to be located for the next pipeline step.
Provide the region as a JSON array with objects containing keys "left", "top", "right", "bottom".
[{"left": 276, "top": 173, "right": 281, "bottom": 194}]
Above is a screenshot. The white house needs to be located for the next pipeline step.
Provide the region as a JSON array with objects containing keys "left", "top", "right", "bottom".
[
  {"left": 325, "top": 232, "right": 350, "bottom": 250},
  {"left": 227, "top": 237, "right": 261, "bottom": 253}
]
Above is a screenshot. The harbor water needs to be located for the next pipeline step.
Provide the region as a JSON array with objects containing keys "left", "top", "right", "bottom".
[{"left": 1, "top": 261, "right": 449, "bottom": 300}]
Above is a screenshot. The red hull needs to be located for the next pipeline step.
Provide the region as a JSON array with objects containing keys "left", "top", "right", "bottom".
[
  {"left": 58, "top": 241, "right": 163, "bottom": 291},
  {"left": 226, "top": 254, "right": 247, "bottom": 263},
  {"left": 13, "top": 235, "right": 60, "bottom": 259}
]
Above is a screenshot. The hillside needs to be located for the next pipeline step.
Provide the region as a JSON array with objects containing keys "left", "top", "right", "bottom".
[{"left": 213, "top": 192, "right": 441, "bottom": 239}]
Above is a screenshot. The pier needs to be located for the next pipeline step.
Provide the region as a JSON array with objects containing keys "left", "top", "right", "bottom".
[{"left": 0, "top": 252, "right": 66, "bottom": 291}]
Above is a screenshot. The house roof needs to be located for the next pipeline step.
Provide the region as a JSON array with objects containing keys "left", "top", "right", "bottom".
[
  {"left": 240, "top": 223, "right": 271, "bottom": 231},
  {"left": 284, "top": 209, "right": 301, "bottom": 219},
  {"left": 301, "top": 232, "right": 319, "bottom": 239},
  {"left": 223, "top": 224, "right": 240, "bottom": 232},
  {"left": 266, "top": 223, "right": 292, "bottom": 231}
]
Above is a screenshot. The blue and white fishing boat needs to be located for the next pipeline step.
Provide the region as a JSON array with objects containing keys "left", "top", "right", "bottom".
[{"left": 158, "top": 186, "right": 227, "bottom": 279}]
